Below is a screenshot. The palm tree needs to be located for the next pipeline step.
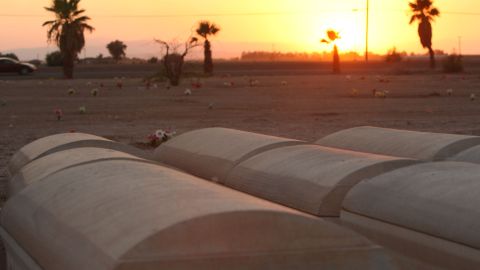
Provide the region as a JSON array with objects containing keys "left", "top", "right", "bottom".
[
  {"left": 409, "top": 0, "right": 440, "bottom": 69},
  {"left": 196, "top": 21, "right": 220, "bottom": 74},
  {"left": 321, "top": 30, "right": 341, "bottom": 74},
  {"left": 43, "top": 0, "right": 94, "bottom": 78}
]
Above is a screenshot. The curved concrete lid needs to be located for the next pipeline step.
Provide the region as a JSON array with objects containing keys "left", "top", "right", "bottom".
[
  {"left": 8, "top": 147, "right": 149, "bottom": 197},
  {"left": 343, "top": 161, "right": 480, "bottom": 250},
  {"left": 1, "top": 160, "right": 391, "bottom": 270},
  {"left": 449, "top": 145, "right": 480, "bottom": 164},
  {"left": 7, "top": 133, "right": 150, "bottom": 176},
  {"left": 226, "top": 144, "right": 418, "bottom": 217},
  {"left": 316, "top": 126, "right": 480, "bottom": 161},
  {"left": 154, "top": 127, "right": 304, "bottom": 183}
]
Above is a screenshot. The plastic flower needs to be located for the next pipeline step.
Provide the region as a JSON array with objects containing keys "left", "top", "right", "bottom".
[{"left": 54, "top": 108, "right": 63, "bottom": 120}]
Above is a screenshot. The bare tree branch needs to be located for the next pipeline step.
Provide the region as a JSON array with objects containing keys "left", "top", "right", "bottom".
[
  {"left": 182, "top": 36, "right": 200, "bottom": 57},
  {"left": 154, "top": 39, "right": 170, "bottom": 56}
]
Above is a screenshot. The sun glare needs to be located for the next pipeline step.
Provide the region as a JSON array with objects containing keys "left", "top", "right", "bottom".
[{"left": 291, "top": 9, "right": 365, "bottom": 54}]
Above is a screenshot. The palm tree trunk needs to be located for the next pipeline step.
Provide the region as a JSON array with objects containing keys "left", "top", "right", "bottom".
[
  {"left": 63, "top": 53, "right": 74, "bottom": 79},
  {"left": 333, "top": 45, "right": 340, "bottom": 74},
  {"left": 428, "top": 46, "right": 435, "bottom": 69},
  {"left": 204, "top": 40, "right": 213, "bottom": 74}
]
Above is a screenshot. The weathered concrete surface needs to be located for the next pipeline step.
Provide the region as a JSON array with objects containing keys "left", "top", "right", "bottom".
[
  {"left": 7, "top": 133, "right": 150, "bottom": 177},
  {"left": 316, "top": 126, "right": 480, "bottom": 161},
  {"left": 1, "top": 160, "right": 395, "bottom": 270},
  {"left": 154, "top": 127, "right": 304, "bottom": 183},
  {"left": 449, "top": 145, "right": 480, "bottom": 164},
  {"left": 8, "top": 147, "right": 150, "bottom": 197},
  {"left": 341, "top": 211, "right": 480, "bottom": 270},
  {"left": 226, "top": 145, "right": 418, "bottom": 217},
  {"left": 342, "top": 162, "right": 480, "bottom": 269}
]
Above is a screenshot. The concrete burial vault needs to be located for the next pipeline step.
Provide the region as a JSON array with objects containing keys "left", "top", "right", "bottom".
[
  {"left": 316, "top": 126, "right": 480, "bottom": 161},
  {"left": 154, "top": 127, "right": 304, "bottom": 183},
  {"left": 226, "top": 144, "right": 418, "bottom": 217},
  {"left": 449, "top": 144, "right": 480, "bottom": 164},
  {"left": 342, "top": 162, "right": 480, "bottom": 270},
  {"left": 8, "top": 147, "right": 151, "bottom": 197},
  {"left": 7, "top": 132, "right": 150, "bottom": 177},
  {"left": 1, "top": 160, "right": 395, "bottom": 270}
]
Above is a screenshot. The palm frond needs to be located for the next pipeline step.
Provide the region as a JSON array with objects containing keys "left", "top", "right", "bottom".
[
  {"left": 44, "top": 7, "right": 56, "bottom": 13},
  {"left": 42, "top": 20, "right": 57, "bottom": 26},
  {"left": 73, "top": 15, "right": 91, "bottom": 23},
  {"left": 80, "top": 23, "right": 95, "bottom": 32},
  {"left": 72, "top": 9, "right": 85, "bottom": 17},
  {"left": 196, "top": 20, "right": 221, "bottom": 39},
  {"left": 409, "top": 15, "right": 416, "bottom": 24},
  {"left": 327, "top": 30, "right": 340, "bottom": 41},
  {"left": 429, "top": 8, "right": 440, "bottom": 16}
]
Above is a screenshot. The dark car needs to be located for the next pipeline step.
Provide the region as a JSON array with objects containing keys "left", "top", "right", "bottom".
[{"left": 0, "top": 57, "right": 37, "bottom": 75}]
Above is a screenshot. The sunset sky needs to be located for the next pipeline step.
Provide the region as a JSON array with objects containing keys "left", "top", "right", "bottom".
[{"left": 0, "top": 0, "right": 479, "bottom": 60}]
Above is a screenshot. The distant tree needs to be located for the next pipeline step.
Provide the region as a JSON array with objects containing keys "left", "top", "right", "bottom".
[
  {"left": 45, "top": 51, "right": 64, "bottom": 66},
  {"left": 321, "top": 30, "right": 341, "bottom": 74},
  {"left": 196, "top": 21, "right": 220, "bottom": 74},
  {"left": 0, "top": 52, "right": 19, "bottom": 60},
  {"left": 409, "top": 0, "right": 440, "bottom": 69},
  {"left": 385, "top": 47, "right": 403, "bottom": 63},
  {"left": 155, "top": 37, "right": 200, "bottom": 86},
  {"left": 434, "top": 49, "right": 445, "bottom": 56},
  {"left": 43, "top": 0, "right": 94, "bottom": 78},
  {"left": 147, "top": 57, "right": 159, "bottom": 64},
  {"left": 107, "top": 40, "right": 127, "bottom": 62}
]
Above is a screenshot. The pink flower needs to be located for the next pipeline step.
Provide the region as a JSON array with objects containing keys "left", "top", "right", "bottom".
[{"left": 54, "top": 108, "right": 63, "bottom": 120}]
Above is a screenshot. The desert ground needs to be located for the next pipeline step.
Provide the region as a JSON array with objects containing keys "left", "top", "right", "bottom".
[{"left": 1, "top": 60, "right": 480, "bottom": 199}]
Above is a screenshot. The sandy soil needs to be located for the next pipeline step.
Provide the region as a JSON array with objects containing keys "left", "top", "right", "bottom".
[{"left": 2, "top": 72, "right": 480, "bottom": 199}]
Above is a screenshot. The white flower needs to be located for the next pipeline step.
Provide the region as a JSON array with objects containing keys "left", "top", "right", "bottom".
[
  {"left": 374, "top": 90, "right": 387, "bottom": 98},
  {"left": 249, "top": 79, "right": 260, "bottom": 86},
  {"left": 155, "top": 129, "right": 166, "bottom": 139},
  {"left": 154, "top": 129, "right": 176, "bottom": 141}
]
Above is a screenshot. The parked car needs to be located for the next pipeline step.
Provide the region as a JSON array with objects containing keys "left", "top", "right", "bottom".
[{"left": 0, "top": 57, "right": 37, "bottom": 75}]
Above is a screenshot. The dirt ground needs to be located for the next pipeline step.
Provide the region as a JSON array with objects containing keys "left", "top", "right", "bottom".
[{"left": 2, "top": 70, "right": 480, "bottom": 198}]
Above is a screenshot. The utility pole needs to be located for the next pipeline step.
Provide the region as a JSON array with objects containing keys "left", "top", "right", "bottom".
[{"left": 365, "top": 0, "right": 369, "bottom": 62}]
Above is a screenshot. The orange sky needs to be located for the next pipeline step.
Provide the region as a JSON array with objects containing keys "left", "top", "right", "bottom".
[{"left": 0, "top": 0, "right": 479, "bottom": 59}]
